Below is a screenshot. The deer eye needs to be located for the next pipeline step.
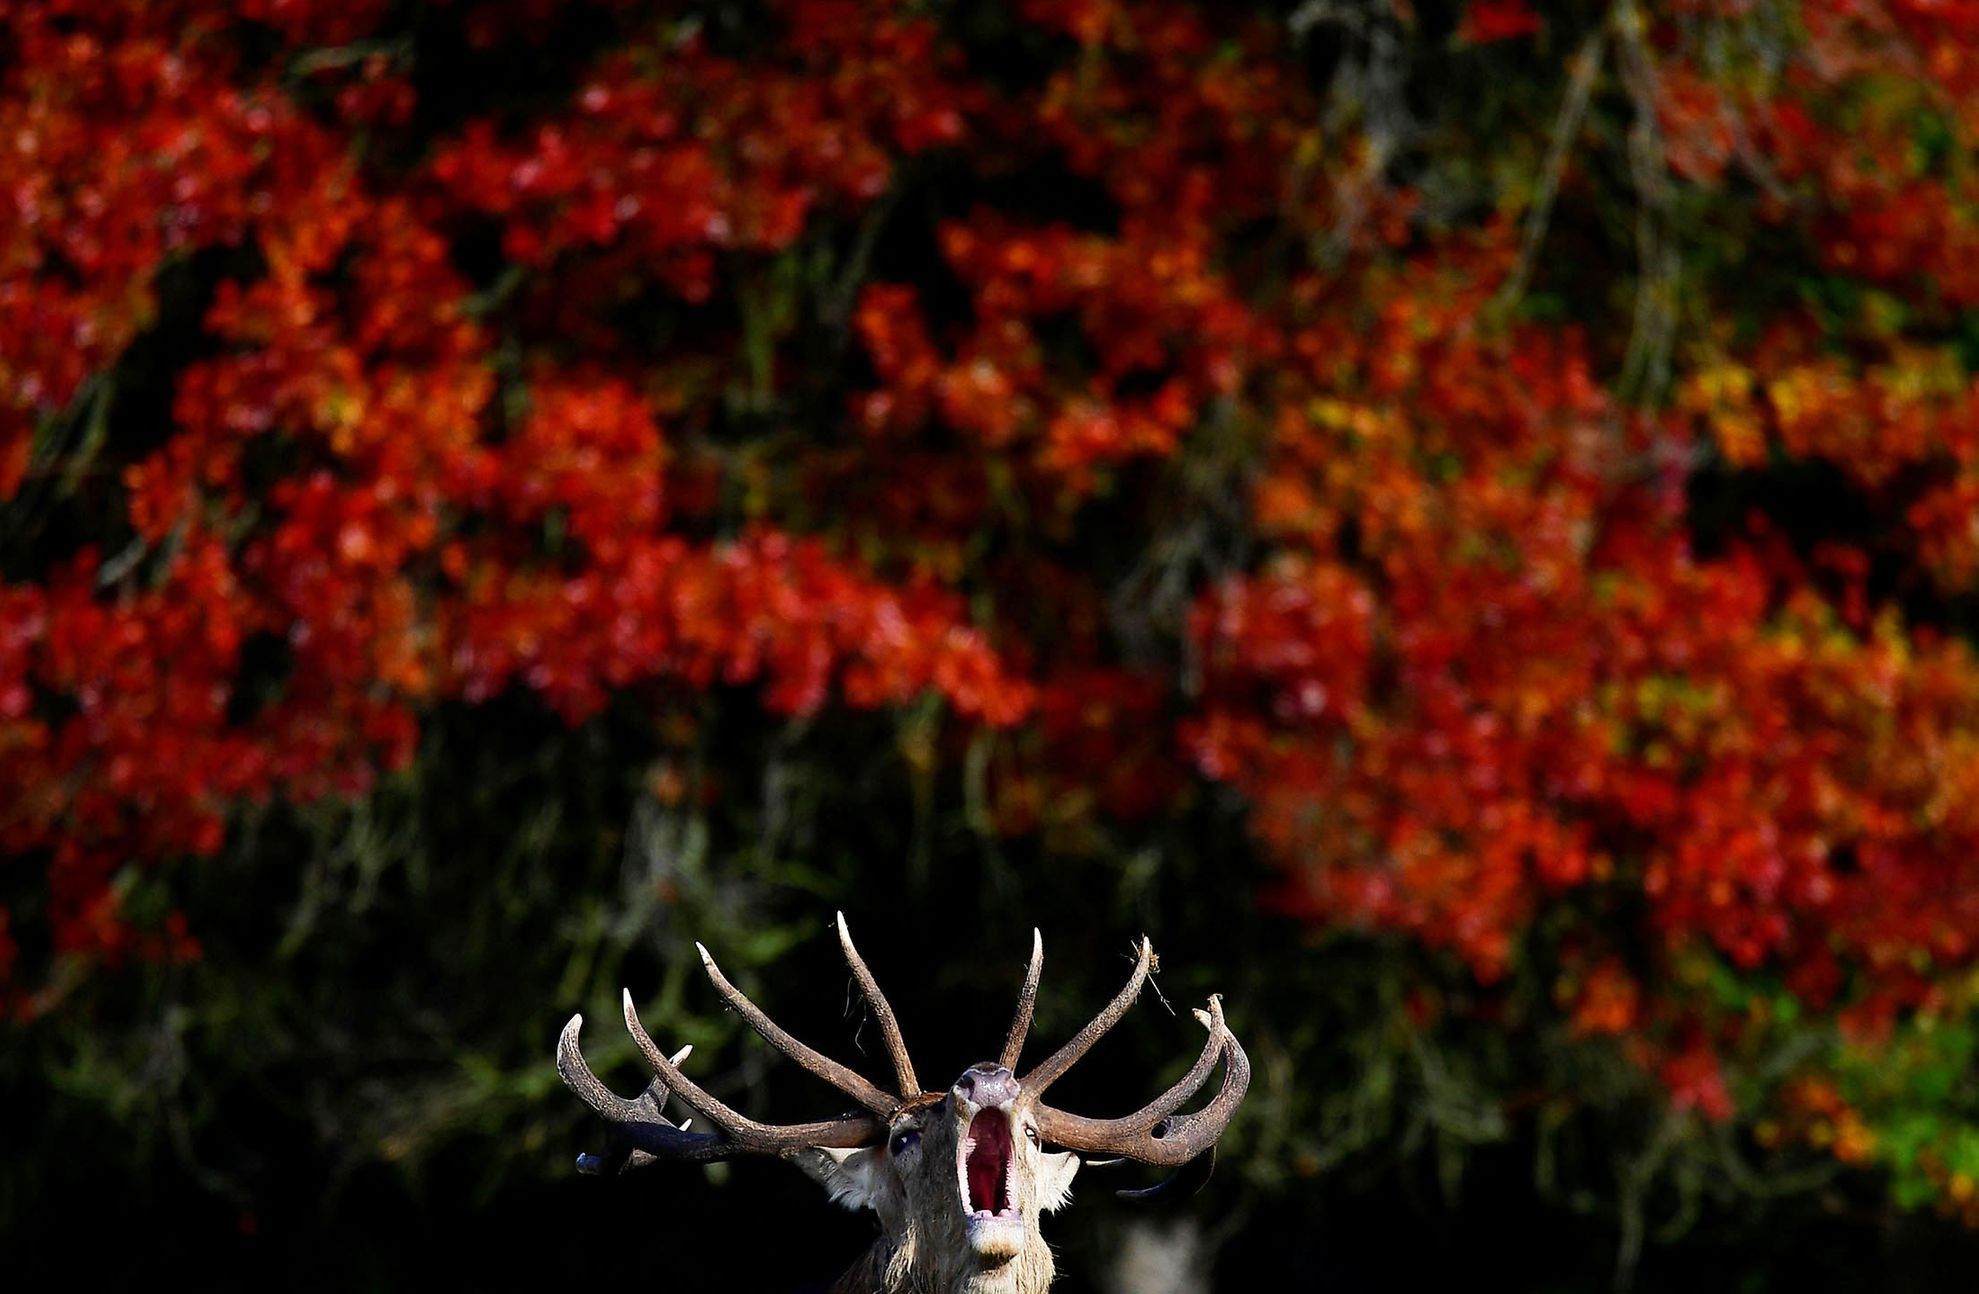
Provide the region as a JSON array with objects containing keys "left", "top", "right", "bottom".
[{"left": 889, "top": 1129, "right": 922, "bottom": 1157}]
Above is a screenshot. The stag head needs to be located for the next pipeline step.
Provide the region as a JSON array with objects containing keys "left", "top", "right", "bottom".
[{"left": 556, "top": 915, "right": 1248, "bottom": 1294}]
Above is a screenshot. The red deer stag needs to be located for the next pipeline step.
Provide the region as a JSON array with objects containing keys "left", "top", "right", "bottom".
[{"left": 557, "top": 914, "right": 1248, "bottom": 1294}]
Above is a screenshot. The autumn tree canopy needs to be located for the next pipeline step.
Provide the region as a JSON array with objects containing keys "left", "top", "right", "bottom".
[{"left": 6, "top": 0, "right": 1979, "bottom": 1284}]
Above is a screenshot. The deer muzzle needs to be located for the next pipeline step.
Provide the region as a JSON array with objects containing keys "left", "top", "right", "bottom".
[{"left": 953, "top": 1065, "right": 1025, "bottom": 1260}]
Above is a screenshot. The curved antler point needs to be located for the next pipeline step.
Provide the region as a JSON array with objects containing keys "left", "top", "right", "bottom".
[
  {"left": 556, "top": 1013, "right": 589, "bottom": 1077},
  {"left": 999, "top": 925, "right": 1047, "bottom": 1070},
  {"left": 834, "top": 910, "right": 920, "bottom": 1095}
]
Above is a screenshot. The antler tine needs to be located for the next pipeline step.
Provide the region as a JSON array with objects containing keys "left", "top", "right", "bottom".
[
  {"left": 1031, "top": 996, "right": 1250, "bottom": 1168},
  {"left": 616, "top": 991, "right": 885, "bottom": 1158},
  {"left": 558, "top": 1013, "right": 689, "bottom": 1126},
  {"left": 998, "top": 928, "right": 1044, "bottom": 1070},
  {"left": 1018, "top": 935, "right": 1153, "bottom": 1098},
  {"left": 557, "top": 1014, "right": 730, "bottom": 1167},
  {"left": 836, "top": 912, "right": 921, "bottom": 1096},
  {"left": 696, "top": 942, "right": 899, "bottom": 1116},
  {"left": 1035, "top": 996, "right": 1223, "bottom": 1143}
]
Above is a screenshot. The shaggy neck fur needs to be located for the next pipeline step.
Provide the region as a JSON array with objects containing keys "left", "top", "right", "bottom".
[{"left": 829, "top": 1233, "right": 1057, "bottom": 1294}]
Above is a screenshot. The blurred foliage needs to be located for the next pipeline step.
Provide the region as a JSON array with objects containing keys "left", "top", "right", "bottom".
[{"left": 7, "top": 0, "right": 1979, "bottom": 1288}]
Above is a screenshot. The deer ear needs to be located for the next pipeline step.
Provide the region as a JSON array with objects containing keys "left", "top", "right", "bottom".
[
  {"left": 799, "top": 1146, "right": 890, "bottom": 1212},
  {"left": 1037, "top": 1149, "right": 1081, "bottom": 1213}
]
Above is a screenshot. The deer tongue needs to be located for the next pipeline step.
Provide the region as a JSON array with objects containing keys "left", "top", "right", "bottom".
[{"left": 965, "top": 1109, "right": 1013, "bottom": 1214}]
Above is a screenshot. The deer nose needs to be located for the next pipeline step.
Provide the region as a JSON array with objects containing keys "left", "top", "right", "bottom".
[{"left": 956, "top": 1063, "right": 1020, "bottom": 1108}]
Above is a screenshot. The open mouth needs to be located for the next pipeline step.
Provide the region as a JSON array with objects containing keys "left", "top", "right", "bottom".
[{"left": 960, "top": 1108, "right": 1016, "bottom": 1220}]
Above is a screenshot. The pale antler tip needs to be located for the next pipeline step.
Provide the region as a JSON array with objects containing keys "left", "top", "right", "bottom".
[
  {"left": 833, "top": 909, "right": 921, "bottom": 1096},
  {"left": 557, "top": 1014, "right": 586, "bottom": 1072},
  {"left": 695, "top": 941, "right": 713, "bottom": 963},
  {"left": 671, "top": 1044, "right": 693, "bottom": 1065}
]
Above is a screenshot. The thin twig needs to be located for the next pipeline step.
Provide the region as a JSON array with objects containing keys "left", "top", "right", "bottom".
[
  {"left": 1614, "top": 0, "right": 1680, "bottom": 408},
  {"left": 1494, "top": 20, "right": 1613, "bottom": 313}
]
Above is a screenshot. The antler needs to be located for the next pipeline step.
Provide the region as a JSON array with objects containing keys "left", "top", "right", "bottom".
[
  {"left": 556, "top": 996, "right": 886, "bottom": 1171},
  {"left": 696, "top": 940, "right": 899, "bottom": 1116},
  {"left": 556, "top": 919, "right": 932, "bottom": 1171},
  {"left": 998, "top": 927, "right": 1044, "bottom": 1070},
  {"left": 1021, "top": 953, "right": 1250, "bottom": 1179},
  {"left": 555, "top": 1024, "right": 710, "bottom": 1173},
  {"left": 557, "top": 923, "right": 1246, "bottom": 1178},
  {"left": 837, "top": 911, "right": 920, "bottom": 1096},
  {"left": 1020, "top": 936, "right": 1154, "bottom": 1098}
]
